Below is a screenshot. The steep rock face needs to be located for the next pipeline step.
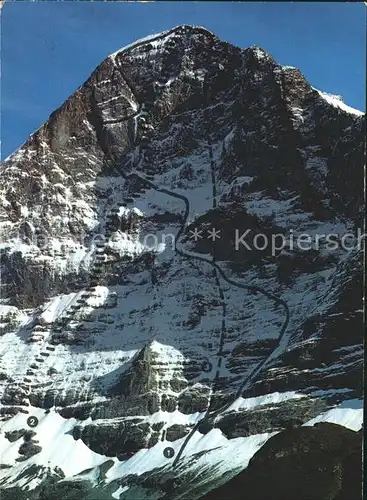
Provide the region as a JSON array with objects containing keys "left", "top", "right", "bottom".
[{"left": 0, "top": 25, "right": 364, "bottom": 498}]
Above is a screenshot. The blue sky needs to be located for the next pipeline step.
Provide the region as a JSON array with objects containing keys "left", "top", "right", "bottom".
[{"left": 1, "top": 1, "right": 365, "bottom": 159}]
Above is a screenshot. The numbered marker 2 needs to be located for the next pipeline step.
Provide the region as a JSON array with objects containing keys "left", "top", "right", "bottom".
[{"left": 27, "top": 416, "right": 39, "bottom": 428}]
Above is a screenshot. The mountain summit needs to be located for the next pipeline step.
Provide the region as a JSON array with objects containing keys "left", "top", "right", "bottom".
[{"left": 0, "top": 26, "right": 363, "bottom": 499}]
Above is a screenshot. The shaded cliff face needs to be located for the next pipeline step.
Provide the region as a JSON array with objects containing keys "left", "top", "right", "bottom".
[
  {"left": 199, "top": 423, "right": 363, "bottom": 500},
  {"left": 0, "top": 25, "right": 364, "bottom": 499}
]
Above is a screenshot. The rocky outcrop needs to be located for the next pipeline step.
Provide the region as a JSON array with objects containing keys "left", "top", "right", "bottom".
[{"left": 200, "top": 423, "right": 363, "bottom": 500}]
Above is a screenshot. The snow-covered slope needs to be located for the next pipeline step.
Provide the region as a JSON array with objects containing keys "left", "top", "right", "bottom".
[
  {"left": 315, "top": 88, "right": 365, "bottom": 117},
  {"left": 0, "top": 25, "right": 364, "bottom": 499}
]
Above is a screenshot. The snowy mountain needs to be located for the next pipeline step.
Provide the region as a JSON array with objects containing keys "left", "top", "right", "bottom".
[{"left": 0, "top": 25, "right": 364, "bottom": 499}]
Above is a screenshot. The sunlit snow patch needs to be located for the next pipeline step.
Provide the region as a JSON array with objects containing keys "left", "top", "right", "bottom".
[
  {"left": 315, "top": 89, "right": 364, "bottom": 116},
  {"left": 223, "top": 391, "right": 307, "bottom": 413},
  {"left": 0, "top": 408, "right": 108, "bottom": 490},
  {"left": 303, "top": 398, "right": 363, "bottom": 431}
]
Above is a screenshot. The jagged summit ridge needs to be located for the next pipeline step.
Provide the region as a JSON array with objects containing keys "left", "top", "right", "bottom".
[
  {"left": 3, "top": 25, "right": 363, "bottom": 166},
  {"left": 109, "top": 24, "right": 216, "bottom": 59}
]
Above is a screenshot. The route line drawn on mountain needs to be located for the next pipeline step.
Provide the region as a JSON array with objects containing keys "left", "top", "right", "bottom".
[
  {"left": 1, "top": 26, "right": 290, "bottom": 471},
  {"left": 199, "top": 71, "right": 228, "bottom": 423},
  {"left": 120, "top": 171, "right": 290, "bottom": 466},
  {"left": 115, "top": 30, "right": 291, "bottom": 465}
]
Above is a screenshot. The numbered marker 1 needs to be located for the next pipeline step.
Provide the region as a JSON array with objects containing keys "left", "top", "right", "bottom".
[
  {"left": 27, "top": 416, "right": 39, "bottom": 428},
  {"left": 163, "top": 447, "right": 175, "bottom": 459}
]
